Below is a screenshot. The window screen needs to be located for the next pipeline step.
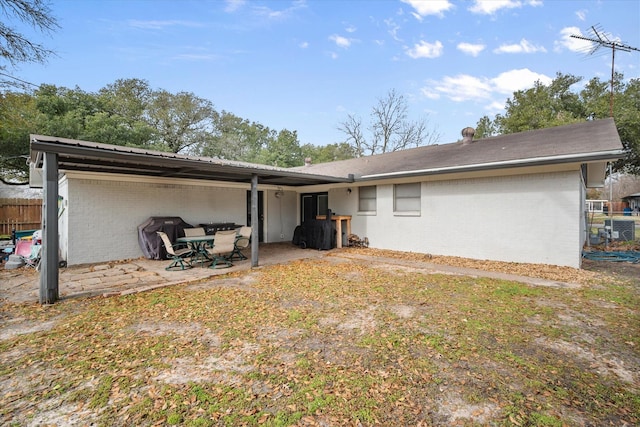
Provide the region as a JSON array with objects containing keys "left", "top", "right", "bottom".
[
  {"left": 358, "top": 186, "right": 376, "bottom": 212},
  {"left": 394, "top": 183, "right": 421, "bottom": 212}
]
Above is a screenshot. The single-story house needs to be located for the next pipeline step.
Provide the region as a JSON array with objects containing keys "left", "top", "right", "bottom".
[
  {"left": 622, "top": 193, "right": 640, "bottom": 213},
  {"left": 29, "top": 118, "right": 624, "bottom": 301}
]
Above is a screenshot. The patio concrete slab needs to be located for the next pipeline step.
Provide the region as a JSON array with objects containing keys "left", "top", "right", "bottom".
[{"left": 0, "top": 243, "right": 329, "bottom": 304}]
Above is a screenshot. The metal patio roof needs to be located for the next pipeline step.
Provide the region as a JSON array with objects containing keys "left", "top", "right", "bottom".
[{"left": 29, "top": 135, "right": 353, "bottom": 187}]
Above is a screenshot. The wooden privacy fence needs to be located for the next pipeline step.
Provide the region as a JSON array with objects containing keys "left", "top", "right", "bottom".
[{"left": 0, "top": 198, "right": 42, "bottom": 236}]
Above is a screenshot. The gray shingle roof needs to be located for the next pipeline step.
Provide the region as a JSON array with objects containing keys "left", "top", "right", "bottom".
[{"left": 294, "top": 118, "right": 624, "bottom": 180}]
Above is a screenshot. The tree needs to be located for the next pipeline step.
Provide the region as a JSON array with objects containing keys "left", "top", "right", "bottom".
[
  {"left": 33, "top": 84, "right": 99, "bottom": 139},
  {"left": 0, "top": 90, "right": 38, "bottom": 182},
  {"left": 200, "top": 111, "right": 270, "bottom": 162},
  {"left": 582, "top": 75, "right": 640, "bottom": 175},
  {"left": 476, "top": 72, "right": 640, "bottom": 174},
  {"left": 255, "top": 129, "right": 303, "bottom": 167},
  {"left": 300, "top": 142, "right": 357, "bottom": 164},
  {"left": 146, "top": 90, "right": 216, "bottom": 154},
  {"left": 498, "top": 72, "right": 584, "bottom": 133},
  {"left": 90, "top": 78, "right": 155, "bottom": 148},
  {"left": 474, "top": 115, "right": 500, "bottom": 139},
  {"left": 337, "top": 113, "right": 365, "bottom": 157},
  {"left": 338, "top": 88, "right": 439, "bottom": 157},
  {"left": 0, "top": 0, "right": 59, "bottom": 89}
]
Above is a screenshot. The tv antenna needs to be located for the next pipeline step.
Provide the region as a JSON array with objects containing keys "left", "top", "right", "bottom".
[{"left": 571, "top": 25, "right": 639, "bottom": 117}]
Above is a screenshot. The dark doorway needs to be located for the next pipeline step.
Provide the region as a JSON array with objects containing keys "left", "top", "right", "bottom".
[
  {"left": 301, "top": 192, "right": 328, "bottom": 223},
  {"left": 246, "top": 190, "right": 264, "bottom": 242}
]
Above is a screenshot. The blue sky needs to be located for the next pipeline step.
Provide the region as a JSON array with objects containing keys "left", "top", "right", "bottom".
[{"left": 11, "top": 0, "right": 640, "bottom": 146}]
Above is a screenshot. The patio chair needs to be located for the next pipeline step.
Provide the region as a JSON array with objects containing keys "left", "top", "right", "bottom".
[
  {"left": 205, "top": 231, "right": 236, "bottom": 269},
  {"left": 157, "top": 231, "right": 194, "bottom": 271},
  {"left": 229, "top": 226, "right": 251, "bottom": 261},
  {"left": 23, "top": 243, "right": 42, "bottom": 270},
  {"left": 184, "top": 227, "right": 205, "bottom": 237},
  {"left": 203, "top": 229, "right": 236, "bottom": 250}
]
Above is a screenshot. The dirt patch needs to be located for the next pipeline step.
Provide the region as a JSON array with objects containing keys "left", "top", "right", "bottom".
[{"left": 534, "top": 337, "right": 638, "bottom": 384}]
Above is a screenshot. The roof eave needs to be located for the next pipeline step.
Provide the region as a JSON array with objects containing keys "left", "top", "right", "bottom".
[{"left": 358, "top": 150, "right": 626, "bottom": 181}]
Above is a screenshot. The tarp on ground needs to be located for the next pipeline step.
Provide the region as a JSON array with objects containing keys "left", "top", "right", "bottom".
[{"left": 138, "top": 217, "right": 192, "bottom": 260}]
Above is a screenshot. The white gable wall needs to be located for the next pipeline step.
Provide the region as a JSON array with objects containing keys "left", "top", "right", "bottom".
[
  {"left": 328, "top": 170, "right": 583, "bottom": 268},
  {"left": 62, "top": 173, "right": 295, "bottom": 265}
]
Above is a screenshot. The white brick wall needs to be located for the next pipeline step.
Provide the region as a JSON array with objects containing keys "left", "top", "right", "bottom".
[
  {"left": 345, "top": 171, "right": 583, "bottom": 268},
  {"left": 62, "top": 170, "right": 584, "bottom": 268},
  {"left": 265, "top": 189, "right": 297, "bottom": 243},
  {"left": 65, "top": 178, "right": 248, "bottom": 265}
]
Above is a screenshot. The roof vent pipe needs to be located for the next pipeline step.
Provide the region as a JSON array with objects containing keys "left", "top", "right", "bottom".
[{"left": 461, "top": 127, "right": 475, "bottom": 145}]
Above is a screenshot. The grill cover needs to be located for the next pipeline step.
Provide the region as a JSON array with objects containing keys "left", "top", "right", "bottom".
[
  {"left": 138, "top": 217, "right": 192, "bottom": 260},
  {"left": 292, "top": 219, "right": 335, "bottom": 250}
]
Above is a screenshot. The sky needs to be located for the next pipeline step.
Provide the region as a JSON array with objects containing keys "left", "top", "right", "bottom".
[{"left": 9, "top": 0, "right": 640, "bottom": 146}]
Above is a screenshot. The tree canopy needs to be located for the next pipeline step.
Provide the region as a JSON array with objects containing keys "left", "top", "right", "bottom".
[
  {"left": 0, "top": 79, "right": 357, "bottom": 182},
  {"left": 475, "top": 72, "right": 640, "bottom": 175}
]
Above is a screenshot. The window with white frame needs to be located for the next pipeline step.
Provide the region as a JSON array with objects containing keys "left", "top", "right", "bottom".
[
  {"left": 394, "top": 182, "right": 421, "bottom": 214},
  {"left": 358, "top": 186, "right": 376, "bottom": 213}
]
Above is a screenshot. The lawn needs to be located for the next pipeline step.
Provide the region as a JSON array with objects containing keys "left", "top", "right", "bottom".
[{"left": 1, "top": 254, "right": 638, "bottom": 426}]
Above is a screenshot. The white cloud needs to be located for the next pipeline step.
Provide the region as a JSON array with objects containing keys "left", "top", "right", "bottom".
[
  {"left": 329, "top": 34, "right": 352, "bottom": 49},
  {"left": 345, "top": 25, "right": 357, "bottom": 33},
  {"left": 486, "top": 101, "right": 507, "bottom": 112},
  {"left": 490, "top": 68, "right": 552, "bottom": 94},
  {"left": 554, "top": 26, "right": 592, "bottom": 52},
  {"left": 384, "top": 18, "right": 402, "bottom": 42},
  {"left": 299, "top": 41, "right": 309, "bottom": 49},
  {"left": 224, "top": 0, "right": 246, "bottom": 13},
  {"left": 494, "top": 38, "right": 547, "bottom": 54},
  {"left": 421, "top": 68, "right": 552, "bottom": 103},
  {"left": 421, "top": 88, "right": 441, "bottom": 100},
  {"left": 431, "top": 74, "right": 493, "bottom": 102},
  {"left": 401, "top": 0, "right": 453, "bottom": 18},
  {"left": 173, "top": 53, "right": 219, "bottom": 61},
  {"left": 469, "top": 0, "right": 520, "bottom": 14},
  {"left": 253, "top": 0, "right": 307, "bottom": 20},
  {"left": 576, "top": 9, "right": 587, "bottom": 21},
  {"left": 457, "top": 42, "right": 485, "bottom": 57},
  {"left": 468, "top": 0, "right": 541, "bottom": 15},
  {"left": 406, "top": 40, "right": 444, "bottom": 59},
  {"left": 128, "top": 20, "right": 203, "bottom": 30}
]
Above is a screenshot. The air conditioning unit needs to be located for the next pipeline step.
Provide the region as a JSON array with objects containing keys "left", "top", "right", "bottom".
[{"left": 604, "top": 220, "right": 636, "bottom": 241}]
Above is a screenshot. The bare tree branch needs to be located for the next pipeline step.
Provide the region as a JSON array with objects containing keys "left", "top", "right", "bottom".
[
  {"left": 339, "top": 88, "right": 440, "bottom": 156},
  {"left": 0, "top": 0, "right": 59, "bottom": 67},
  {"left": 337, "top": 113, "right": 366, "bottom": 157}
]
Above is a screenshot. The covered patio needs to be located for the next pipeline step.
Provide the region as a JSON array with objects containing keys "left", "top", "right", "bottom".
[{"left": 29, "top": 135, "right": 352, "bottom": 304}]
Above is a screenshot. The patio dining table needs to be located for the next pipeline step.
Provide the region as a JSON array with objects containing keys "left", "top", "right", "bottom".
[{"left": 176, "top": 235, "right": 215, "bottom": 266}]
